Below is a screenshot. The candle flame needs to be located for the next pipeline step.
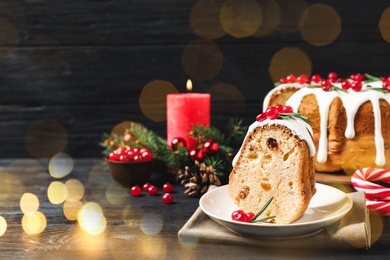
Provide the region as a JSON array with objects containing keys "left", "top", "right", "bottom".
[{"left": 186, "top": 79, "right": 192, "bottom": 92}]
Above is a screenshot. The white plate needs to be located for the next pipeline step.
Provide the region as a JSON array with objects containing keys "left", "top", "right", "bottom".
[{"left": 199, "top": 183, "right": 353, "bottom": 239}]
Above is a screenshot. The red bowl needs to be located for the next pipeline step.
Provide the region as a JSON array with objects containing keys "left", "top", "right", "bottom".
[{"left": 107, "top": 159, "right": 155, "bottom": 187}]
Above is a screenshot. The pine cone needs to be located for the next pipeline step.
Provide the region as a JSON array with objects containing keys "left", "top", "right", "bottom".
[{"left": 179, "top": 161, "right": 222, "bottom": 197}]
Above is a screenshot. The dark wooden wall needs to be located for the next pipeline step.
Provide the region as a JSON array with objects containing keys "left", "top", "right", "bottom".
[{"left": 1, "top": 0, "right": 390, "bottom": 158}]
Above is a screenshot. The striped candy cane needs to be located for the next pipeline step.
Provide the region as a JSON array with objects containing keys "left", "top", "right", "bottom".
[
  {"left": 365, "top": 199, "right": 390, "bottom": 216},
  {"left": 352, "top": 168, "right": 390, "bottom": 215}
]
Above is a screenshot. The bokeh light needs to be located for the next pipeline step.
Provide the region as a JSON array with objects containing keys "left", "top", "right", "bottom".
[
  {"left": 63, "top": 200, "right": 84, "bottom": 221},
  {"left": 141, "top": 236, "right": 167, "bottom": 258},
  {"left": 121, "top": 204, "right": 144, "bottom": 224},
  {"left": 47, "top": 181, "right": 68, "bottom": 205},
  {"left": 25, "top": 119, "right": 67, "bottom": 159},
  {"left": 220, "top": 0, "right": 262, "bottom": 38},
  {"left": 0, "top": 2, "right": 25, "bottom": 27},
  {"left": 379, "top": 7, "right": 390, "bottom": 43},
  {"left": 275, "top": 0, "right": 307, "bottom": 33},
  {"left": 22, "top": 211, "right": 47, "bottom": 235},
  {"left": 299, "top": 4, "right": 341, "bottom": 46},
  {"left": 78, "top": 202, "right": 107, "bottom": 235},
  {"left": 182, "top": 39, "right": 223, "bottom": 81},
  {"left": 105, "top": 182, "right": 129, "bottom": 205},
  {"left": 140, "top": 214, "right": 163, "bottom": 235},
  {"left": 0, "top": 18, "right": 18, "bottom": 59},
  {"left": 208, "top": 82, "right": 245, "bottom": 116},
  {"left": 73, "top": 226, "right": 107, "bottom": 258},
  {"left": 88, "top": 162, "right": 112, "bottom": 204},
  {"left": 253, "top": 0, "right": 280, "bottom": 38},
  {"left": 179, "top": 233, "right": 199, "bottom": 247},
  {"left": 111, "top": 120, "right": 143, "bottom": 136},
  {"left": 0, "top": 169, "right": 25, "bottom": 210},
  {"left": 20, "top": 193, "right": 40, "bottom": 215},
  {"left": 0, "top": 216, "right": 7, "bottom": 236},
  {"left": 268, "top": 47, "right": 312, "bottom": 82},
  {"left": 190, "top": 0, "right": 225, "bottom": 40},
  {"left": 49, "top": 152, "right": 74, "bottom": 178},
  {"left": 7, "top": 159, "right": 47, "bottom": 194},
  {"left": 139, "top": 80, "right": 178, "bottom": 122},
  {"left": 108, "top": 228, "right": 141, "bottom": 259},
  {"left": 65, "top": 179, "right": 85, "bottom": 202},
  {"left": 370, "top": 210, "right": 384, "bottom": 246}
]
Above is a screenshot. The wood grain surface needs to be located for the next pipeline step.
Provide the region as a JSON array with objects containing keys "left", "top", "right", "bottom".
[
  {"left": 0, "top": 158, "right": 389, "bottom": 259},
  {"left": 1, "top": 0, "right": 390, "bottom": 158}
]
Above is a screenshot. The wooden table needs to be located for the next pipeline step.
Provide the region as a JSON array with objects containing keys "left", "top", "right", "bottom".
[{"left": 0, "top": 158, "right": 389, "bottom": 259}]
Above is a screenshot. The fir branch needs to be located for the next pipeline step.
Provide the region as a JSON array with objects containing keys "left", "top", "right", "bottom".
[
  {"left": 100, "top": 119, "right": 246, "bottom": 184},
  {"left": 226, "top": 118, "right": 246, "bottom": 140},
  {"left": 203, "top": 157, "right": 226, "bottom": 178},
  {"left": 189, "top": 124, "right": 210, "bottom": 145},
  {"left": 207, "top": 127, "right": 227, "bottom": 145}
]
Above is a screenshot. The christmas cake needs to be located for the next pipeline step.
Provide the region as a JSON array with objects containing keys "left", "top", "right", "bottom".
[
  {"left": 264, "top": 73, "right": 390, "bottom": 173},
  {"left": 228, "top": 106, "right": 316, "bottom": 224}
]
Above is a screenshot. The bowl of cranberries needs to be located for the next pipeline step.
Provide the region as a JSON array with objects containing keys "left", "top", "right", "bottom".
[{"left": 106, "top": 146, "right": 155, "bottom": 187}]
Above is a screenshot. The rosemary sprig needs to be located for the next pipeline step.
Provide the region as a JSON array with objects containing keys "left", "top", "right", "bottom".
[
  {"left": 251, "top": 215, "right": 277, "bottom": 223},
  {"left": 250, "top": 197, "right": 276, "bottom": 223},
  {"left": 278, "top": 113, "right": 313, "bottom": 125},
  {"left": 307, "top": 85, "right": 347, "bottom": 93},
  {"left": 331, "top": 86, "right": 348, "bottom": 92},
  {"left": 362, "top": 74, "right": 388, "bottom": 93},
  {"left": 364, "top": 73, "right": 380, "bottom": 82},
  {"left": 365, "top": 87, "right": 388, "bottom": 93}
]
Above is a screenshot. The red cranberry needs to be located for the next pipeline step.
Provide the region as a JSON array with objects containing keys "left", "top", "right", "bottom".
[
  {"left": 341, "top": 81, "right": 351, "bottom": 90},
  {"left": 296, "top": 74, "right": 309, "bottom": 84},
  {"left": 286, "top": 74, "right": 296, "bottom": 83},
  {"left": 256, "top": 113, "right": 266, "bottom": 122},
  {"left": 130, "top": 186, "right": 142, "bottom": 197},
  {"left": 265, "top": 107, "right": 279, "bottom": 120},
  {"left": 311, "top": 74, "right": 321, "bottom": 83},
  {"left": 328, "top": 72, "right": 338, "bottom": 82},
  {"left": 148, "top": 185, "right": 158, "bottom": 196},
  {"left": 282, "top": 105, "right": 293, "bottom": 113},
  {"left": 275, "top": 104, "right": 284, "bottom": 113},
  {"left": 162, "top": 193, "right": 173, "bottom": 204},
  {"left": 143, "top": 183, "right": 152, "bottom": 192},
  {"left": 162, "top": 182, "right": 173, "bottom": 193},
  {"left": 351, "top": 81, "right": 362, "bottom": 91},
  {"left": 321, "top": 80, "right": 332, "bottom": 91}
]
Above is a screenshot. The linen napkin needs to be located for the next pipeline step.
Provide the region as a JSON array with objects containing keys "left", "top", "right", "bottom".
[{"left": 178, "top": 187, "right": 371, "bottom": 250}]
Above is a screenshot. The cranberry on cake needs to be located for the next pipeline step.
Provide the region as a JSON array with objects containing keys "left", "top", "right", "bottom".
[
  {"left": 264, "top": 73, "right": 390, "bottom": 174},
  {"left": 228, "top": 105, "right": 316, "bottom": 224}
]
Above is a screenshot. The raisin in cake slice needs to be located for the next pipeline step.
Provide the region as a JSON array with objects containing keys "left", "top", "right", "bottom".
[{"left": 228, "top": 106, "right": 316, "bottom": 224}]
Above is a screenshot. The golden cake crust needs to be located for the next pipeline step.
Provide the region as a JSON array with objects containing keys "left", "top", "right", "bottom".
[{"left": 265, "top": 84, "right": 390, "bottom": 173}]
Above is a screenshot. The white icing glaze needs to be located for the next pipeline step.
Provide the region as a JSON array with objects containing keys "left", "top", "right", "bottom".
[
  {"left": 232, "top": 118, "right": 315, "bottom": 167},
  {"left": 262, "top": 83, "right": 307, "bottom": 112},
  {"left": 284, "top": 81, "right": 390, "bottom": 166}
]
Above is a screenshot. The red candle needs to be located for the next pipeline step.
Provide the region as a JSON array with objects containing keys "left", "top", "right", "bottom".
[{"left": 167, "top": 80, "right": 210, "bottom": 149}]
